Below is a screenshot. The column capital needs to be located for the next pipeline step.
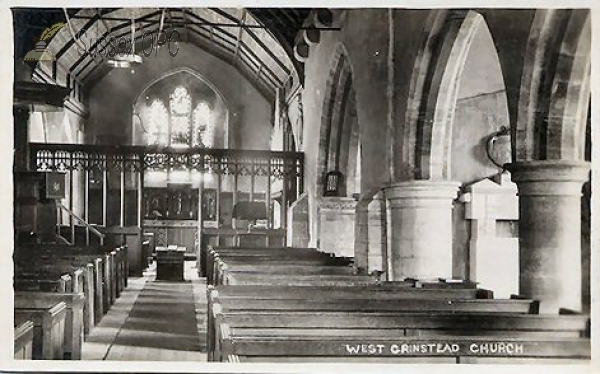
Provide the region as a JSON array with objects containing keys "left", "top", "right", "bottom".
[
  {"left": 383, "top": 180, "right": 461, "bottom": 203},
  {"left": 507, "top": 160, "right": 590, "bottom": 196}
]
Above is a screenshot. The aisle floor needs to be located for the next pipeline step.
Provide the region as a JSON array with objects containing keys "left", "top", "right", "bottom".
[{"left": 81, "top": 261, "right": 208, "bottom": 361}]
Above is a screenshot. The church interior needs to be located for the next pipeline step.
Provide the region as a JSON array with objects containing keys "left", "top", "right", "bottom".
[{"left": 8, "top": 7, "right": 595, "bottom": 365}]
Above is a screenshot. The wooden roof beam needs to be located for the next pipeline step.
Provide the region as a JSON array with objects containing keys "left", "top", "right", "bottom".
[{"left": 234, "top": 9, "right": 247, "bottom": 64}]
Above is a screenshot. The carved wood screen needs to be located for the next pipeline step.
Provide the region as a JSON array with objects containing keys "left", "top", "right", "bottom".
[{"left": 29, "top": 143, "right": 304, "bottom": 229}]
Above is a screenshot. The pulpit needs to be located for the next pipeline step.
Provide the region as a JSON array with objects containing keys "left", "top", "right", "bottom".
[{"left": 155, "top": 245, "right": 186, "bottom": 281}]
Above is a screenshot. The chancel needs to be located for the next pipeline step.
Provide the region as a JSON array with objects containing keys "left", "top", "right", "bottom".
[{"left": 9, "top": 6, "right": 593, "bottom": 365}]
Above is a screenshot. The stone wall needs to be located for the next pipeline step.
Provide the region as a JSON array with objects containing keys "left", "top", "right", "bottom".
[
  {"left": 302, "top": 9, "right": 392, "bottom": 248},
  {"left": 87, "top": 43, "right": 272, "bottom": 150},
  {"left": 316, "top": 197, "right": 357, "bottom": 257},
  {"left": 354, "top": 188, "right": 387, "bottom": 274},
  {"left": 287, "top": 193, "right": 310, "bottom": 247},
  {"left": 450, "top": 17, "right": 510, "bottom": 279}
]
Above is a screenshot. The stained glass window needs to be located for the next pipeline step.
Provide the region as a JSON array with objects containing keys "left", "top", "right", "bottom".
[
  {"left": 146, "top": 86, "right": 214, "bottom": 149},
  {"left": 169, "top": 86, "right": 192, "bottom": 148},
  {"left": 147, "top": 100, "right": 169, "bottom": 145},
  {"left": 192, "top": 102, "right": 213, "bottom": 148}
]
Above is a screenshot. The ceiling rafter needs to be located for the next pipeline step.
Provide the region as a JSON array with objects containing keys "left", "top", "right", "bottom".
[
  {"left": 26, "top": 7, "right": 308, "bottom": 100},
  {"left": 209, "top": 8, "right": 290, "bottom": 76},
  {"left": 234, "top": 9, "right": 247, "bottom": 64},
  {"left": 68, "top": 11, "right": 162, "bottom": 75},
  {"left": 77, "top": 18, "right": 163, "bottom": 81},
  {"left": 70, "top": 7, "right": 291, "bottom": 82},
  {"left": 55, "top": 12, "right": 100, "bottom": 60},
  {"left": 182, "top": 8, "right": 189, "bottom": 42},
  {"left": 81, "top": 20, "right": 277, "bottom": 101}
]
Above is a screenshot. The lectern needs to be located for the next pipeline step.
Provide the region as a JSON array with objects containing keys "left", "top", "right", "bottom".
[{"left": 155, "top": 245, "right": 186, "bottom": 281}]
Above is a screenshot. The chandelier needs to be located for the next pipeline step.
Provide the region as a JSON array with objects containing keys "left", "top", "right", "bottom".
[{"left": 107, "top": 12, "right": 144, "bottom": 69}]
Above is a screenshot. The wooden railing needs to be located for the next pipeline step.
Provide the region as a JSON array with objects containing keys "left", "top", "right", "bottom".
[{"left": 56, "top": 202, "right": 105, "bottom": 246}]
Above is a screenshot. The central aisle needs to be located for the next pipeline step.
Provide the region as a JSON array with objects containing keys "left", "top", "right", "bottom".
[{"left": 82, "top": 261, "right": 208, "bottom": 361}]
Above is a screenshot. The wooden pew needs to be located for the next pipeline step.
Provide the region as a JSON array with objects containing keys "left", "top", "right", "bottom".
[
  {"left": 110, "top": 250, "right": 117, "bottom": 303},
  {"left": 14, "top": 314, "right": 34, "bottom": 359},
  {"left": 16, "top": 267, "right": 85, "bottom": 294},
  {"left": 14, "top": 244, "right": 129, "bottom": 331},
  {"left": 207, "top": 291, "right": 535, "bottom": 360},
  {"left": 15, "top": 292, "right": 85, "bottom": 360},
  {"left": 220, "top": 265, "right": 357, "bottom": 277},
  {"left": 206, "top": 247, "right": 352, "bottom": 284},
  {"left": 15, "top": 244, "right": 127, "bottom": 303},
  {"left": 218, "top": 332, "right": 591, "bottom": 363},
  {"left": 211, "top": 260, "right": 357, "bottom": 285},
  {"left": 16, "top": 259, "right": 101, "bottom": 331},
  {"left": 211, "top": 246, "right": 333, "bottom": 253},
  {"left": 203, "top": 243, "right": 590, "bottom": 364},
  {"left": 17, "top": 253, "right": 99, "bottom": 292},
  {"left": 217, "top": 267, "right": 359, "bottom": 285},
  {"left": 210, "top": 296, "right": 538, "bottom": 313},
  {"left": 210, "top": 309, "right": 590, "bottom": 360},
  {"left": 209, "top": 285, "right": 491, "bottom": 299},
  {"left": 224, "top": 274, "right": 378, "bottom": 286},
  {"left": 214, "top": 311, "right": 590, "bottom": 337},
  {"left": 14, "top": 300, "right": 67, "bottom": 360},
  {"left": 91, "top": 258, "right": 104, "bottom": 325},
  {"left": 211, "top": 257, "right": 356, "bottom": 284},
  {"left": 19, "top": 251, "right": 115, "bottom": 315},
  {"left": 216, "top": 325, "right": 589, "bottom": 361},
  {"left": 14, "top": 273, "right": 72, "bottom": 293}
]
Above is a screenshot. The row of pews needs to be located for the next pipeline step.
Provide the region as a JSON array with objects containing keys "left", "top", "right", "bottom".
[
  {"left": 205, "top": 246, "right": 591, "bottom": 363},
  {"left": 13, "top": 244, "right": 128, "bottom": 360}
]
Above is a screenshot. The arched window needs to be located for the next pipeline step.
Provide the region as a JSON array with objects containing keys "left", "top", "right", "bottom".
[
  {"left": 145, "top": 86, "right": 214, "bottom": 148},
  {"left": 192, "top": 102, "right": 213, "bottom": 148},
  {"left": 147, "top": 100, "right": 169, "bottom": 145},
  {"left": 169, "top": 86, "right": 192, "bottom": 148}
]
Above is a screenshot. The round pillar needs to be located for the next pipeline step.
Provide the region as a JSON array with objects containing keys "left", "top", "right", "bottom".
[
  {"left": 383, "top": 180, "right": 460, "bottom": 280},
  {"left": 509, "top": 160, "right": 590, "bottom": 313}
]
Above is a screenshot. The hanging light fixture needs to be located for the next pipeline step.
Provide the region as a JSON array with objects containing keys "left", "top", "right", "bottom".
[{"left": 107, "top": 12, "right": 143, "bottom": 69}]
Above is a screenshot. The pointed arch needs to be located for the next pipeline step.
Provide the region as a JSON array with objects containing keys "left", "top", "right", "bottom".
[
  {"left": 134, "top": 67, "right": 231, "bottom": 111},
  {"left": 404, "top": 10, "right": 493, "bottom": 180},
  {"left": 514, "top": 9, "right": 591, "bottom": 162},
  {"left": 316, "top": 44, "right": 360, "bottom": 197},
  {"left": 132, "top": 67, "right": 231, "bottom": 148},
  {"left": 548, "top": 10, "right": 590, "bottom": 160}
]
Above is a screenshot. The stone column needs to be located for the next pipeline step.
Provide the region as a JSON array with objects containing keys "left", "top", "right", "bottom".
[
  {"left": 383, "top": 181, "right": 460, "bottom": 280},
  {"left": 509, "top": 160, "right": 590, "bottom": 313}
]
